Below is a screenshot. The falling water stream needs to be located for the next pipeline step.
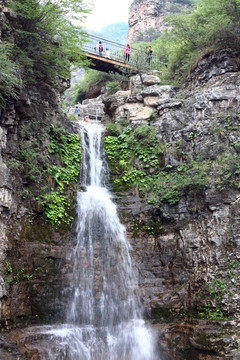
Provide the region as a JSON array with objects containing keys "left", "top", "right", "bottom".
[{"left": 37, "top": 122, "right": 156, "bottom": 359}]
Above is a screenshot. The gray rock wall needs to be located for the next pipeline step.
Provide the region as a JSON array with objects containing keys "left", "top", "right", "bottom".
[
  {"left": 0, "top": 1, "right": 73, "bottom": 329},
  {"left": 103, "top": 50, "right": 240, "bottom": 358}
]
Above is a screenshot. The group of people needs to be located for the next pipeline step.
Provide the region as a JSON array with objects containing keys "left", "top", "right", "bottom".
[
  {"left": 94, "top": 41, "right": 110, "bottom": 58},
  {"left": 124, "top": 44, "right": 152, "bottom": 64},
  {"left": 94, "top": 41, "right": 153, "bottom": 65}
]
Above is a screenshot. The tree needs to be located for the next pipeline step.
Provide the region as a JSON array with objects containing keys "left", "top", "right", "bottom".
[
  {"left": 0, "top": 42, "right": 21, "bottom": 106},
  {"left": 135, "top": 28, "right": 162, "bottom": 43},
  {"left": 152, "top": 0, "right": 240, "bottom": 84},
  {"left": 4, "top": 0, "right": 91, "bottom": 90}
]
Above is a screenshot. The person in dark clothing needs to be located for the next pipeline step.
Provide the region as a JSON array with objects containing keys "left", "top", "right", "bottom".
[{"left": 146, "top": 46, "right": 153, "bottom": 65}]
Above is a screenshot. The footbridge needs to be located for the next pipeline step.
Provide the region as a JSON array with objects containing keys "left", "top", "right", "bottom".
[{"left": 82, "top": 34, "right": 158, "bottom": 74}]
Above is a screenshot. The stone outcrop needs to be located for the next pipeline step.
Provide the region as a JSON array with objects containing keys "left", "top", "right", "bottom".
[
  {"left": 128, "top": 0, "right": 191, "bottom": 43},
  {"left": 103, "top": 50, "right": 240, "bottom": 359},
  {"left": 0, "top": 0, "right": 74, "bottom": 331},
  {"left": 78, "top": 95, "right": 105, "bottom": 120}
]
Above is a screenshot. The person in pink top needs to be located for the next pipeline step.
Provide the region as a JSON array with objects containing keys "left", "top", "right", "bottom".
[{"left": 124, "top": 44, "right": 131, "bottom": 62}]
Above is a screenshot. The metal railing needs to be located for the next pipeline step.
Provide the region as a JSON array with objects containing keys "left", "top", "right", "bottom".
[
  {"left": 82, "top": 34, "right": 159, "bottom": 69},
  {"left": 72, "top": 107, "right": 105, "bottom": 121}
]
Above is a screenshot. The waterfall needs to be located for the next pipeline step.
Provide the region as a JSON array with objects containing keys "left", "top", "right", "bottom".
[{"left": 40, "top": 122, "right": 156, "bottom": 360}]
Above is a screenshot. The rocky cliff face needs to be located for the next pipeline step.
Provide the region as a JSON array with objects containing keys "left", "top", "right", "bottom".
[
  {"left": 102, "top": 50, "right": 240, "bottom": 359},
  {"left": 128, "top": 0, "right": 191, "bottom": 43},
  {"left": 1, "top": 0, "right": 240, "bottom": 359},
  {"left": 0, "top": 0, "right": 75, "bottom": 339}
]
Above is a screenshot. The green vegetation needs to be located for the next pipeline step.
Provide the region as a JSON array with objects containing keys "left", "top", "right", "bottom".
[
  {"left": 0, "top": 43, "right": 21, "bottom": 106},
  {"left": 36, "top": 125, "right": 81, "bottom": 226},
  {"left": 4, "top": 260, "right": 47, "bottom": 290},
  {"left": 0, "top": 0, "right": 89, "bottom": 105},
  {"left": 105, "top": 122, "right": 207, "bottom": 205},
  {"left": 105, "top": 116, "right": 240, "bottom": 208},
  {"left": 135, "top": 27, "right": 162, "bottom": 43},
  {"left": 132, "top": 217, "right": 163, "bottom": 236},
  {"left": 141, "top": 0, "right": 240, "bottom": 84},
  {"left": 105, "top": 123, "right": 160, "bottom": 194},
  {"left": 8, "top": 118, "right": 81, "bottom": 226},
  {"left": 47, "top": 126, "right": 81, "bottom": 185},
  {"left": 107, "top": 81, "right": 121, "bottom": 95},
  {"left": 199, "top": 304, "right": 229, "bottom": 320},
  {"left": 3, "top": 261, "right": 33, "bottom": 292},
  {"left": 199, "top": 263, "right": 240, "bottom": 321},
  {"left": 151, "top": 303, "right": 230, "bottom": 322},
  {"left": 209, "top": 278, "right": 227, "bottom": 299},
  {"left": 71, "top": 69, "right": 112, "bottom": 104}
]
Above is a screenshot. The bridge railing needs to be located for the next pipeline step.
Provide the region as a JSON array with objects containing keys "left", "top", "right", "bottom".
[{"left": 82, "top": 34, "right": 160, "bottom": 70}]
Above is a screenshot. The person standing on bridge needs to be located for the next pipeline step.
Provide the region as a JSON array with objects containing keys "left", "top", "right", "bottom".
[
  {"left": 105, "top": 48, "right": 111, "bottom": 58},
  {"left": 98, "top": 41, "right": 104, "bottom": 57},
  {"left": 146, "top": 46, "right": 153, "bottom": 65},
  {"left": 124, "top": 44, "right": 131, "bottom": 62}
]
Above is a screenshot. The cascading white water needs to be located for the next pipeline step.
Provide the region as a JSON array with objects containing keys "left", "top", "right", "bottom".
[{"left": 39, "top": 122, "right": 156, "bottom": 360}]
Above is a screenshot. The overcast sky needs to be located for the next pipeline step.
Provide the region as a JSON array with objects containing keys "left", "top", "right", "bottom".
[{"left": 83, "top": 0, "right": 133, "bottom": 32}]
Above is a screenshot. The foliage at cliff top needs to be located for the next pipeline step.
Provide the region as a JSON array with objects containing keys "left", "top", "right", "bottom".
[
  {"left": 0, "top": 0, "right": 90, "bottom": 105},
  {"left": 151, "top": 0, "right": 240, "bottom": 83}
]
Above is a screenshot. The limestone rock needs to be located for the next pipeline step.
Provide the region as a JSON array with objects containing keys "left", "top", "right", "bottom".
[
  {"left": 187, "top": 50, "right": 240, "bottom": 86},
  {"left": 128, "top": 0, "right": 191, "bottom": 43},
  {"left": 115, "top": 102, "right": 153, "bottom": 123},
  {"left": 156, "top": 98, "right": 182, "bottom": 111},
  {"left": 143, "top": 96, "right": 160, "bottom": 107},
  {"left": 0, "top": 188, "right": 12, "bottom": 210},
  {"left": 142, "top": 74, "right": 160, "bottom": 86},
  {"left": 141, "top": 84, "right": 175, "bottom": 98}
]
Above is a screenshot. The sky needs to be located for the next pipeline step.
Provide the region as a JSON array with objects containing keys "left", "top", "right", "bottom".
[{"left": 83, "top": 0, "right": 133, "bottom": 32}]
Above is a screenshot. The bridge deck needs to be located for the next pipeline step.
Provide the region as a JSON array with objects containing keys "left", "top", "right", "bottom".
[
  {"left": 82, "top": 34, "right": 158, "bottom": 74},
  {"left": 86, "top": 52, "right": 134, "bottom": 74}
]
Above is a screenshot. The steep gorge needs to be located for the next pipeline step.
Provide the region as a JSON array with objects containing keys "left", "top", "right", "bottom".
[{"left": 1, "top": 0, "right": 240, "bottom": 359}]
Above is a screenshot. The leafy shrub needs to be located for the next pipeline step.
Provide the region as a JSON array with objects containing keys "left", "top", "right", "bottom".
[
  {"left": 36, "top": 126, "right": 81, "bottom": 225},
  {"left": 0, "top": 43, "right": 21, "bottom": 106},
  {"left": 107, "top": 81, "right": 121, "bottom": 95},
  {"left": 73, "top": 70, "right": 112, "bottom": 104},
  {"left": 6, "top": 0, "right": 90, "bottom": 89},
  {"left": 106, "top": 122, "right": 121, "bottom": 136},
  {"left": 38, "top": 186, "right": 73, "bottom": 226},
  {"left": 152, "top": 0, "right": 240, "bottom": 84}
]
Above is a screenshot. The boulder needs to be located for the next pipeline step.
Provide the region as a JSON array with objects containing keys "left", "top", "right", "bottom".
[
  {"left": 115, "top": 103, "right": 153, "bottom": 123},
  {"left": 142, "top": 74, "right": 160, "bottom": 86},
  {"left": 141, "top": 84, "right": 175, "bottom": 98}
]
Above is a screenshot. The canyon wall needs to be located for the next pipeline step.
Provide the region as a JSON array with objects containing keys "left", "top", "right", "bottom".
[
  {"left": 0, "top": 1, "right": 76, "bottom": 341},
  {"left": 1, "top": 0, "right": 240, "bottom": 359},
  {"left": 128, "top": 0, "right": 191, "bottom": 43},
  {"left": 102, "top": 50, "right": 240, "bottom": 359}
]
